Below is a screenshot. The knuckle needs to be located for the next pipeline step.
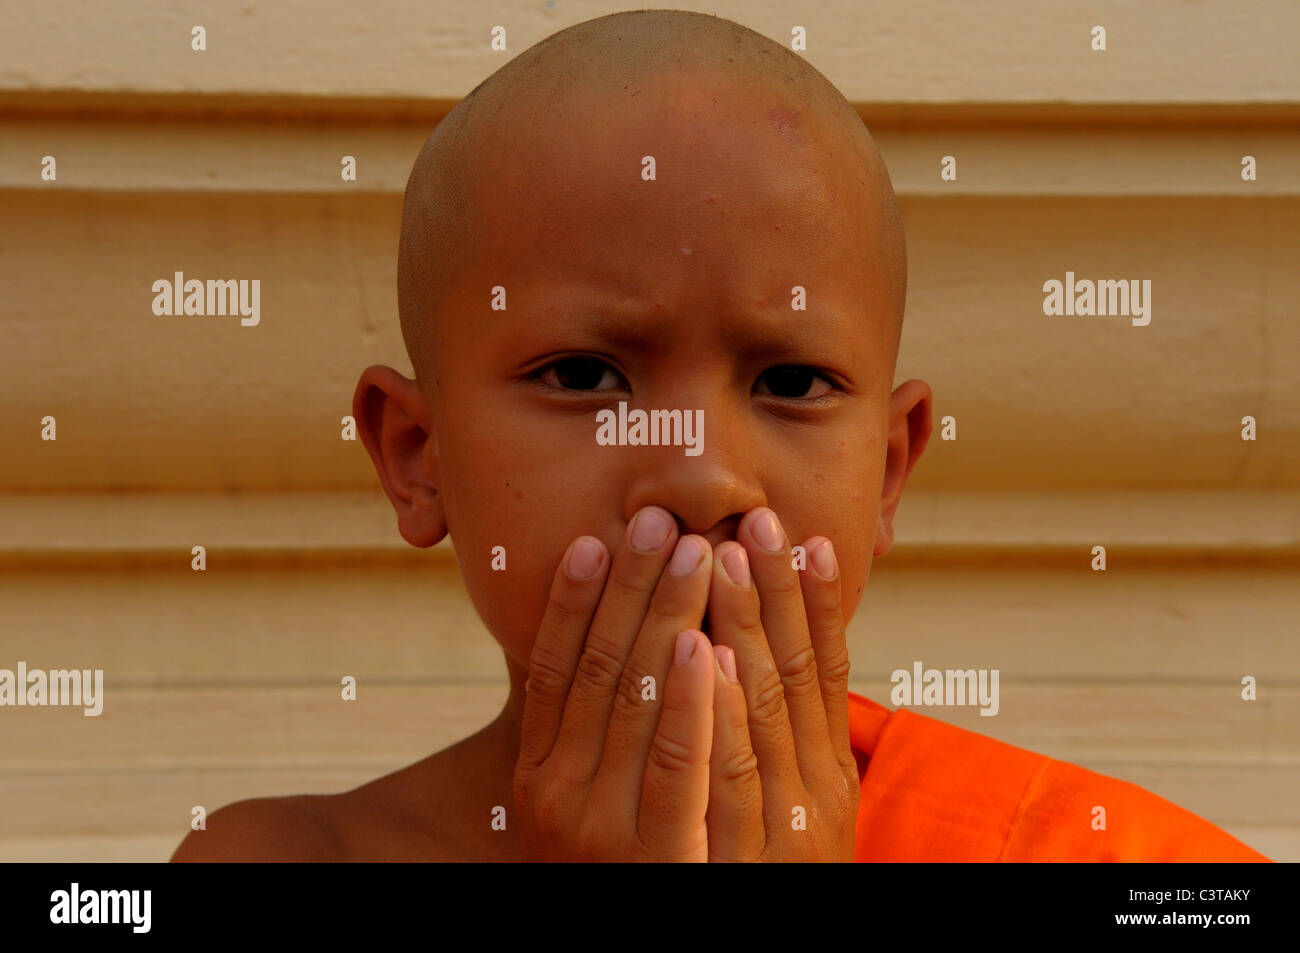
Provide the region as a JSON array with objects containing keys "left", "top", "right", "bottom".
[
  {"left": 807, "top": 595, "right": 843, "bottom": 630},
  {"left": 818, "top": 647, "right": 853, "bottom": 688},
  {"left": 526, "top": 646, "right": 573, "bottom": 700},
  {"left": 729, "top": 599, "right": 765, "bottom": 636},
  {"left": 748, "top": 669, "right": 788, "bottom": 725},
  {"left": 573, "top": 638, "right": 626, "bottom": 692},
  {"left": 648, "top": 728, "right": 703, "bottom": 775},
  {"left": 613, "top": 660, "right": 650, "bottom": 707},
  {"left": 777, "top": 644, "right": 821, "bottom": 694},
  {"left": 612, "top": 664, "right": 655, "bottom": 719},
  {"left": 715, "top": 740, "right": 760, "bottom": 785}
]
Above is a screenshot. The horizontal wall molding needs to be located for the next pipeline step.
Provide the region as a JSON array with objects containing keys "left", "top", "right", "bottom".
[
  {"left": 2, "top": 0, "right": 1295, "bottom": 103},
  {"left": 1, "top": 681, "right": 1292, "bottom": 774},
  {"left": 3, "top": 106, "right": 1298, "bottom": 196},
  {"left": 4, "top": 91, "right": 1299, "bottom": 125},
  {"left": 1, "top": 490, "right": 1295, "bottom": 567}
]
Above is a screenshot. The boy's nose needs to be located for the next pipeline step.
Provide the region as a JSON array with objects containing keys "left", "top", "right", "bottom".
[
  {"left": 688, "top": 513, "right": 746, "bottom": 554},
  {"left": 617, "top": 371, "right": 769, "bottom": 544},
  {"left": 624, "top": 449, "right": 765, "bottom": 550}
]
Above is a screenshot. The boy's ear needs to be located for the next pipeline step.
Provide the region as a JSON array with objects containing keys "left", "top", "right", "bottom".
[
  {"left": 352, "top": 365, "right": 447, "bottom": 548},
  {"left": 874, "top": 379, "right": 933, "bottom": 557}
]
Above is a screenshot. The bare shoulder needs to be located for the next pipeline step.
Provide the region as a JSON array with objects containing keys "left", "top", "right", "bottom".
[
  {"left": 169, "top": 794, "right": 346, "bottom": 862},
  {"left": 170, "top": 727, "right": 513, "bottom": 862}
]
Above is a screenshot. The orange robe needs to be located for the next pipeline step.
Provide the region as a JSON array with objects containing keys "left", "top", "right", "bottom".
[{"left": 847, "top": 692, "right": 1271, "bottom": 862}]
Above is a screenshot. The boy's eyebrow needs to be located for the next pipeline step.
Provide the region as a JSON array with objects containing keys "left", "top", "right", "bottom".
[{"left": 551, "top": 291, "right": 856, "bottom": 360}]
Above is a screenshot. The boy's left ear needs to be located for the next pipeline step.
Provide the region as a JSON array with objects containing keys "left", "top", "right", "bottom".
[
  {"left": 874, "top": 379, "right": 933, "bottom": 557},
  {"left": 352, "top": 364, "right": 447, "bottom": 548}
]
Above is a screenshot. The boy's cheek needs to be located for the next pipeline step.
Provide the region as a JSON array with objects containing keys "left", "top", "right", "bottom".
[
  {"left": 463, "top": 562, "right": 550, "bottom": 667},
  {"left": 455, "top": 528, "right": 585, "bottom": 662}
]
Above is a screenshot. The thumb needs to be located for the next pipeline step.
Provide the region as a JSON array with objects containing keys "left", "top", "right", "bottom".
[{"left": 636, "top": 629, "right": 714, "bottom": 860}]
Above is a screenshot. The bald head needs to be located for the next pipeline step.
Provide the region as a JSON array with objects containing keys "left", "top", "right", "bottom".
[{"left": 397, "top": 9, "right": 906, "bottom": 391}]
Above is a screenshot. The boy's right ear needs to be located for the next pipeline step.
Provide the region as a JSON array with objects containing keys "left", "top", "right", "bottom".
[{"left": 352, "top": 365, "right": 447, "bottom": 548}]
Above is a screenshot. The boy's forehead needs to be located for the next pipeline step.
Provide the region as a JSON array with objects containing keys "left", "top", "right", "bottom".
[{"left": 462, "top": 72, "right": 878, "bottom": 296}]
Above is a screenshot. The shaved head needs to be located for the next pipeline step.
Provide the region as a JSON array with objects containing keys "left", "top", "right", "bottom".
[{"left": 398, "top": 9, "right": 906, "bottom": 391}]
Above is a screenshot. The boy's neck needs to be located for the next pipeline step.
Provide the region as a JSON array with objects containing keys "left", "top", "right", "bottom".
[
  {"left": 337, "top": 656, "right": 529, "bottom": 861},
  {"left": 440, "top": 658, "right": 527, "bottom": 859}
]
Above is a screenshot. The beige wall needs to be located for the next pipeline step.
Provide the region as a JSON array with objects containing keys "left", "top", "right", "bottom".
[{"left": 1, "top": 0, "right": 1297, "bottom": 861}]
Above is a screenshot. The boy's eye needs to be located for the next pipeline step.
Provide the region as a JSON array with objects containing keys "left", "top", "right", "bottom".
[
  {"left": 536, "top": 357, "right": 627, "bottom": 392},
  {"left": 532, "top": 358, "right": 836, "bottom": 401},
  {"left": 754, "top": 365, "right": 835, "bottom": 400}
]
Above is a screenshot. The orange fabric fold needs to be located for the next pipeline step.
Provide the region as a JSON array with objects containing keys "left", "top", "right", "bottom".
[{"left": 846, "top": 692, "right": 1271, "bottom": 862}]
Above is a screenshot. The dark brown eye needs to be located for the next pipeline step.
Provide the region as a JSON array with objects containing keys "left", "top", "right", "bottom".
[
  {"left": 755, "top": 365, "right": 833, "bottom": 399},
  {"left": 538, "top": 357, "right": 624, "bottom": 391}
]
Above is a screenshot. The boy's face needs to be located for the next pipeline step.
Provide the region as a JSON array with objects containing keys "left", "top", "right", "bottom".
[{"left": 375, "top": 72, "right": 929, "bottom": 673}]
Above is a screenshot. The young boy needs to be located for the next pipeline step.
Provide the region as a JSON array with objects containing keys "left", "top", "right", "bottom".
[{"left": 172, "top": 10, "right": 1269, "bottom": 862}]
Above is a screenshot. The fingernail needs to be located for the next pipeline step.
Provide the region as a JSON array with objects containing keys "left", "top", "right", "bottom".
[
  {"left": 674, "top": 629, "right": 699, "bottom": 667},
  {"left": 721, "top": 545, "right": 751, "bottom": 588},
  {"left": 752, "top": 509, "right": 784, "bottom": 552},
  {"left": 669, "top": 536, "right": 706, "bottom": 576},
  {"left": 630, "top": 507, "right": 674, "bottom": 553},
  {"left": 566, "top": 537, "right": 603, "bottom": 579},
  {"left": 811, "top": 539, "right": 837, "bottom": 580},
  {"left": 715, "top": 645, "right": 739, "bottom": 683}
]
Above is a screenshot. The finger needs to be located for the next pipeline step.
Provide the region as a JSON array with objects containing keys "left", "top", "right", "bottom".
[
  {"left": 548, "top": 505, "right": 679, "bottom": 787},
  {"left": 799, "top": 536, "right": 857, "bottom": 789},
  {"left": 738, "top": 507, "right": 832, "bottom": 780},
  {"left": 707, "top": 540, "right": 804, "bottom": 829},
  {"left": 637, "top": 629, "right": 713, "bottom": 860},
  {"left": 596, "top": 534, "right": 711, "bottom": 808},
  {"left": 518, "top": 535, "right": 610, "bottom": 774},
  {"left": 706, "top": 644, "right": 765, "bottom": 862}
]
